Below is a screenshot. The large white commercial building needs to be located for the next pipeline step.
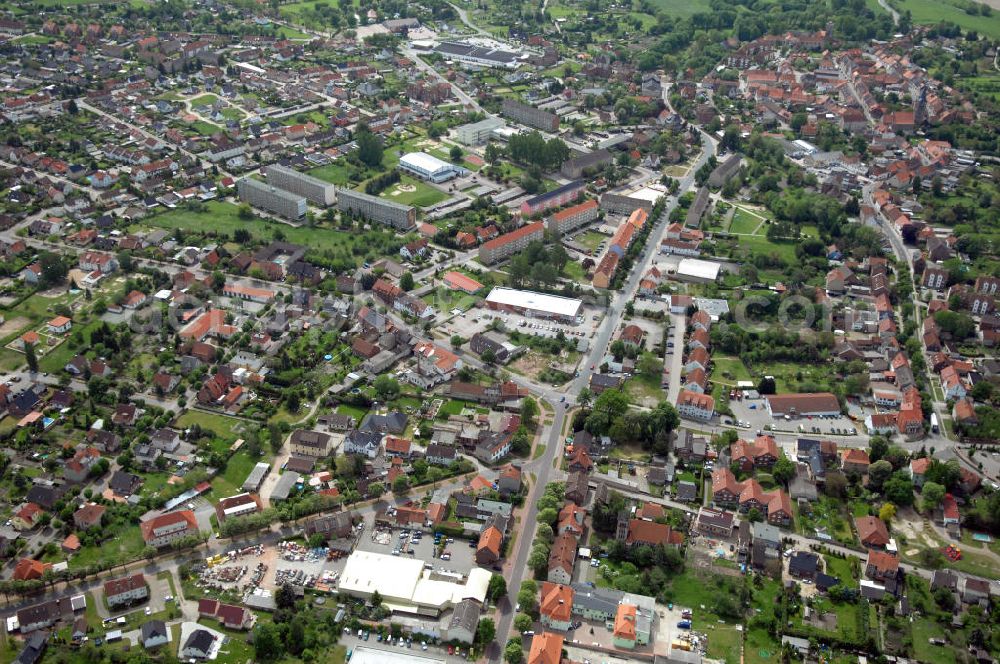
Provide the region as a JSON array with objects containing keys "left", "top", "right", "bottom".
[
  {"left": 349, "top": 647, "right": 446, "bottom": 664},
  {"left": 337, "top": 551, "right": 490, "bottom": 616},
  {"left": 675, "top": 258, "right": 722, "bottom": 284},
  {"left": 484, "top": 287, "right": 583, "bottom": 323},
  {"left": 399, "top": 152, "right": 464, "bottom": 183}
]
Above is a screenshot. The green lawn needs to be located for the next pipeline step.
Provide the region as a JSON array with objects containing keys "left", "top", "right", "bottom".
[
  {"left": 577, "top": 230, "right": 609, "bottom": 253},
  {"left": 823, "top": 554, "right": 858, "bottom": 582},
  {"left": 712, "top": 356, "right": 752, "bottom": 383},
  {"left": 364, "top": 174, "right": 447, "bottom": 208},
  {"left": 729, "top": 208, "right": 765, "bottom": 235},
  {"left": 336, "top": 404, "right": 369, "bottom": 421},
  {"left": 737, "top": 234, "right": 799, "bottom": 262},
  {"left": 190, "top": 94, "right": 219, "bottom": 107},
  {"left": 911, "top": 617, "right": 956, "bottom": 664},
  {"left": 624, "top": 374, "right": 664, "bottom": 404},
  {"left": 69, "top": 525, "right": 146, "bottom": 570},
  {"left": 562, "top": 260, "right": 588, "bottom": 283},
  {"left": 38, "top": 318, "right": 104, "bottom": 373},
  {"left": 309, "top": 162, "right": 355, "bottom": 186},
  {"left": 647, "top": 0, "right": 712, "bottom": 17},
  {"left": 207, "top": 450, "right": 259, "bottom": 499},
  {"left": 141, "top": 201, "right": 410, "bottom": 260},
  {"left": 188, "top": 120, "right": 222, "bottom": 136},
  {"left": 893, "top": 0, "right": 1000, "bottom": 38},
  {"left": 175, "top": 410, "right": 247, "bottom": 443}
]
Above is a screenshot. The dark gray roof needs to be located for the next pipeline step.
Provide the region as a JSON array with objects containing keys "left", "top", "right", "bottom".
[
  {"left": 570, "top": 583, "right": 622, "bottom": 617},
  {"left": 184, "top": 629, "right": 215, "bottom": 654},
  {"left": 448, "top": 599, "right": 482, "bottom": 633},
  {"left": 141, "top": 620, "right": 167, "bottom": 641},
  {"left": 789, "top": 551, "right": 819, "bottom": 575}
]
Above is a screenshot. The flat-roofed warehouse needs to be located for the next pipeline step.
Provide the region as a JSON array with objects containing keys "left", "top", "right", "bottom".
[
  {"left": 337, "top": 550, "right": 490, "bottom": 616},
  {"left": 485, "top": 287, "right": 583, "bottom": 323},
  {"left": 674, "top": 258, "right": 722, "bottom": 284},
  {"left": 435, "top": 41, "right": 523, "bottom": 70},
  {"left": 766, "top": 392, "right": 841, "bottom": 418},
  {"left": 399, "top": 152, "right": 464, "bottom": 183}
]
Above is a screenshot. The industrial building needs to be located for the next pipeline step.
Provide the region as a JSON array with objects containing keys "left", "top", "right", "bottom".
[
  {"left": 454, "top": 118, "right": 505, "bottom": 146},
  {"left": 435, "top": 41, "right": 523, "bottom": 69},
  {"left": 478, "top": 221, "right": 544, "bottom": 265},
  {"left": 765, "top": 393, "right": 841, "bottom": 418},
  {"left": 520, "top": 180, "right": 585, "bottom": 217},
  {"left": 484, "top": 287, "right": 583, "bottom": 323},
  {"left": 349, "top": 647, "right": 446, "bottom": 664},
  {"left": 545, "top": 199, "right": 599, "bottom": 235},
  {"left": 399, "top": 152, "right": 464, "bottom": 183},
  {"left": 263, "top": 164, "right": 337, "bottom": 206},
  {"left": 675, "top": 258, "right": 722, "bottom": 284},
  {"left": 336, "top": 550, "right": 491, "bottom": 616},
  {"left": 501, "top": 98, "right": 559, "bottom": 132},
  {"left": 337, "top": 188, "right": 416, "bottom": 230},
  {"left": 237, "top": 178, "right": 306, "bottom": 221}
]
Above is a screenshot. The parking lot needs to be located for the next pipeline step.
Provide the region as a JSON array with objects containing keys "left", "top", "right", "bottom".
[
  {"left": 726, "top": 398, "right": 860, "bottom": 440},
  {"left": 353, "top": 512, "right": 480, "bottom": 577},
  {"left": 441, "top": 307, "right": 602, "bottom": 349}
]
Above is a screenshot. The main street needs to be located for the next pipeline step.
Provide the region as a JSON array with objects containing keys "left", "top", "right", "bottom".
[{"left": 489, "top": 129, "right": 717, "bottom": 661}]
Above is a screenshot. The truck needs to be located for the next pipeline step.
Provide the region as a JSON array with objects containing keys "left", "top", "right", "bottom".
[{"left": 931, "top": 413, "right": 940, "bottom": 434}]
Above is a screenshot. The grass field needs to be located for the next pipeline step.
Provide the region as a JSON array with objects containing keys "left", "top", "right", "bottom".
[
  {"left": 647, "top": 0, "right": 712, "bottom": 17},
  {"left": 729, "top": 208, "right": 766, "bottom": 235},
  {"left": 309, "top": 162, "right": 355, "bottom": 186},
  {"left": 174, "top": 410, "right": 247, "bottom": 442},
  {"left": 737, "top": 234, "right": 799, "bottom": 262},
  {"left": 712, "top": 356, "right": 752, "bottom": 383},
  {"left": 141, "top": 201, "right": 407, "bottom": 259},
  {"left": 69, "top": 525, "right": 146, "bottom": 569},
  {"left": 576, "top": 230, "right": 609, "bottom": 253},
  {"left": 190, "top": 94, "right": 219, "bottom": 107},
  {"left": 369, "top": 174, "right": 447, "bottom": 208},
  {"left": 892, "top": 0, "right": 1000, "bottom": 38},
  {"left": 188, "top": 120, "right": 222, "bottom": 136},
  {"left": 207, "top": 450, "right": 260, "bottom": 498},
  {"left": 911, "top": 617, "right": 956, "bottom": 664},
  {"left": 37, "top": 318, "right": 103, "bottom": 373}
]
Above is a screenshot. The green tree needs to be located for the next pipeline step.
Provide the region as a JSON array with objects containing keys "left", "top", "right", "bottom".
[
  {"left": 883, "top": 474, "right": 915, "bottom": 506},
  {"left": 513, "top": 613, "right": 533, "bottom": 632},
  {"left": 400, "top": 271, "right": 415, "bottom": 291},
  {"left": 39, "top": 252, "right": 67, "bottom": 286},
  {"left": 355, "top": 125, "right": 384, "bottom": 168},
  {"left": 373, "top": 375, "right": 401, "bottom": 401},
  {"left": 772, "top": 456, "right": 795, "bottom": 485},
  {"left": 450, "top": 145, "right": 464, "bottom": 162},
  {"left": 487, "top": 574, "right": 507, "bottom": 602},
  {"left": 24, "top": 342, "right": 37, "bottom": 374},
  {"left": 505, "top": 638, "right": 524, "bottom": 664},
  {"left": 253, "top": 623, "right": 282, "bottom": 660},
  {"left": 636, "top": 352, "right": 661, "bottom": 378},
  {"left": 392, "top": 475, "right": 410, "bottom": 493},
  {"left": 921, "top": 481, "right": 946, "bottom": 512},
  {"left": 520, "top": 398, "right": 539, "bottom": 429},
  {"left": 867, "top": 460, "right": 893, "bottom": 490},
  {"left": 476, "top": 618, "right": 496, "bottom": 645},
  {"left": 275, "top": 583, "right": 296, "bottom": 609}
]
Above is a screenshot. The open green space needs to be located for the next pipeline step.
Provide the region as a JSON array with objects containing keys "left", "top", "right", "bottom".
[
  {"left": 68, "top": 525, "right": 146, "bottom": 570},
  {"left": 576, "top": 230, "right": 609, "bottom": 253},
  {"left": 38, "top": 318, "right": 104, "bottom": 374},
  {"left": 190, "top": 94, "right": 219, "bottom": 107},
  {"left": 207, "top": 450, "right": 260, "bottom": 499},
  {"left": 911, "top": 617, "right": 956, "bottom": 664},
  {"left": 188, "top": 120, "right": 222, "bottom": 136},
  {"left": 624, "top": 374, "right": 664, "bottom": 404},
  {"left": 175, "top": 409, "right": 247, "bottom": 443},
  {"left": 366, "top": 174, "right": 447, "bottom": 208},
  {"left": 309, "top": 162, "right": 355, "bottom": 186},
  {"left": 729, "top": 208, "right": 765, "bottom": 235},
  {"left": 646, "top": 0, "right": 713, "bottom": 17},
  {"left": 891, "top": 0, "right": 1000, "bottom": 38},
  {"left": 712, "top": 356, "right": 752, "bottom": 383},
  {"left": 141, "top": 201, "right": 410, "bottom": 261}
]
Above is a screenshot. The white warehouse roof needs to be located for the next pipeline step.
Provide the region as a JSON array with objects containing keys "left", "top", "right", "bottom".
[
  {"left": 337, "top": 551, "right": 490, "bottom": 612},
  {"left": 400, "top": 152, "right": 454, "bottom": 176},
  {"left": 485, "top": 287, "right": 583, "bottom": 318},
  {"left": 676, "top": 258, "right": 722, "bottom": 281},
  {"left": 350, "top": 647, "right": 446, "bottom": 664}
]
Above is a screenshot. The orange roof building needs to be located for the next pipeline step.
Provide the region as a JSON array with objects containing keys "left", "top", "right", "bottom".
[
  {"left": 528, "top": 632, "right": 564, "bottom": 664},
  {"left": 539, "top": 582, "right": 574, "bottom": 629}
]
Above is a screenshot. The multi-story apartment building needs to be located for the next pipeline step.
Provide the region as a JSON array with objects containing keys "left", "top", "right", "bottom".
[
  {"left": 140, "top": 510, "right": 199, "bottom": 548},
  {"left": 501, "top": 98, "right": 559, "bottom": 131},
  {"left": 478, "top": 222, "right": 544, "bottom": 265},
  {"left": 336, "top": 188, "right": 415, "bottom": 230},
  {"left": 520, "top": 181, "right": 585, "bottom": 217},
  {"left": 545, "top": 199, "right": 599, "bottom": 235},
  {"left": 263, "top": 164, "right": 337, "bottom": 207},
  {"left": 237, "top": 178, "right": 306, "bottom": 221}
]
